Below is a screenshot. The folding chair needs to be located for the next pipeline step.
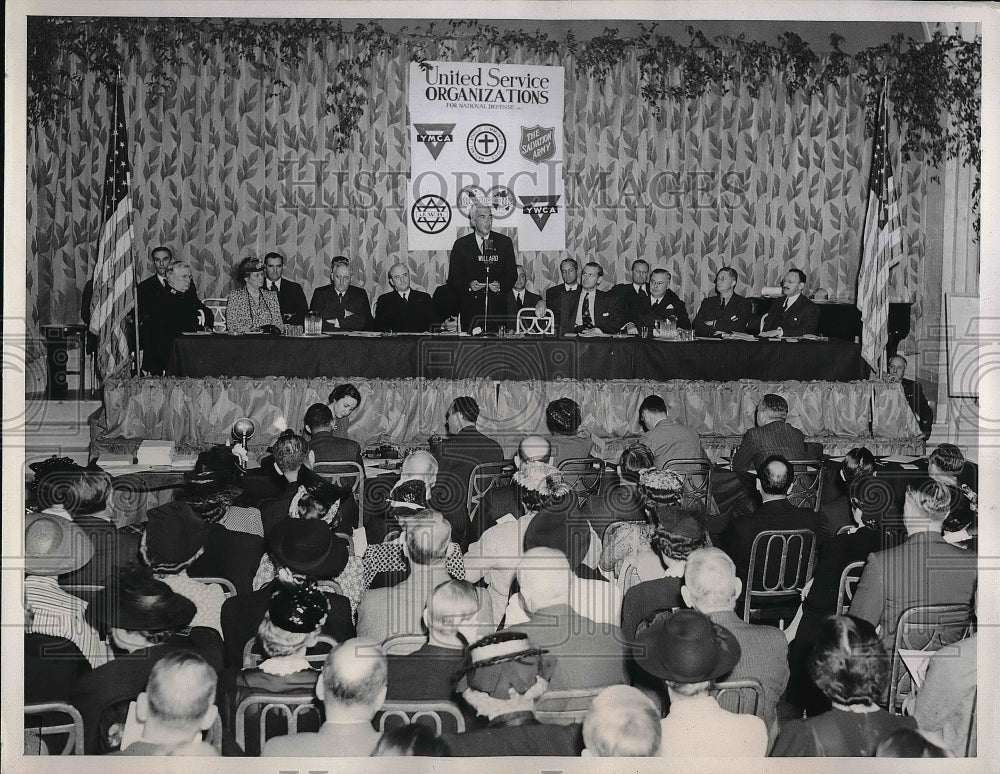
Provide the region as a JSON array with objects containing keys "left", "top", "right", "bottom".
[
  {"left": 711, "top": 678, "right": 765, "bottom": 718},
  {"left": 467, "top": 461, "right": 516, "bottom": 525},
  {"left": 195, "top": 576, "right": 238, "bottom": 599},
  {"left": 836, "top": 560, "right": 866, "bottom": 615},
  {"left": 234, "top": 694, "right": 322, "bottom": 754},
  {"left": 203, "top": 298, "right": 228, "bottom": 332},
  {"left": 312, "top": 460, "right": 366, "bottom": 527},
  {"left": 742, "top": 528, "right": 816, "bottom": 625},
  {"left": 375, "top": 701, "right": 466, "bottom": 734},
  {"left": 381, "top": 633, "right": 426, "bottom": 656},
  {"left": 24, "top": 702, "right": 84, "bottom": 755},
  {"left": 534, "top": 687, "right": 603, "bottom": 725},
  {"left": 662, "top": 457, "right": 713, "bottom": 511},
  {"left": 557, "top": 457, "right": 605, "bottom": 507},
  {"left": 786, "top": 459, "right": 824, "bottom": 512},
  {"left": 243, "top": 633, "right": 339, "bottom": 669},
  {"left": 516, "top": 307, "right": 555, "bottom": 335}
]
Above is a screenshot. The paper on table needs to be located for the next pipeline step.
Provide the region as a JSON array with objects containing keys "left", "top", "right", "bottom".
[
  {"left": 881, "top": 455, "right": 921, "bottom": 464},
  {"left": 898, "top": 649, "right": 934, "bottom": 688}
]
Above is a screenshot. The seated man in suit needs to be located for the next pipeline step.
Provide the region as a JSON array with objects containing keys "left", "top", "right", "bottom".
[
  {"left": 374, "top": 263, "right": 435, "bottom": 333},
  {"left": 303, "top": 402, "right": 363, "bottom": 469},
  {"left": 261, "top": 638, "right": 386, "bottom": 757},
  {"left": 505, "top": 264, "right": 543, "bottom": 323},
  {"left": 614, "top": 259, "right": 652, "bottom": 330},
  {"left": 692, "top": 266, "right": 753, "bottom": 336},
  {"left": 144, "top": 261, "right": 214, "bottom": 374},
  {"left": 557, "top": 261, "right": 623, "bottom": 335},
  {"left": 262, "top": 251, "right": 309, "bottom": 326},
  {"left": 638, "top": 394, "right": 706, "bottom": 467},
  {"left": 310, "top": 256, "right": 373, "bottom": 331},
  {"left": 731, "top": 393, "right": 808, "bottom": 473},
  {"left": 640, "top": 268, "right": 690, "bottom": 330},
  {"left": 468, "top": 435, "right": 551, "bottom": 544},
  {"left": 888, "top": 354, "right": 933, "bottom": 439},
  {"left": 759, "top": 268, "right": 820, "bottom": 337},
  {"left": 543, "top": 257, "right": 580, "bottom": 310}
]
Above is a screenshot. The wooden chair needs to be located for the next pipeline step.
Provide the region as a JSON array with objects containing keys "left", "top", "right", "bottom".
[
  {"left": 243, "top": 633, "right": 339, "bottom": 669},
  {"left": 742, "top": 528, "right": 816, "bottom": 625},
  {"left": 534, "top": 687, "right": 603, "bottom": 725},
  {"left": 516, "top": 307, "right": 555, "bottom": 335},
  {"left": 235, "top": 694, "right": 322, "bottom": 753},
  {"left": 557, "top": 457, "right": 605, "bottom": 507},
  {"left": 24, "top": 702, "right": 84, "bottom": 755},
  {"left": 203, "top": 298, "right": 227, "bottom": 332},
  {"left": 786, "top": 459, "right": 824, "bottom": 511},
  {"left": 888, "top": 604, "right": 974, "bottom": 715},
  {"left": 711, "top": 678, "right": 765, "bottom": 718},
  {"left": 375, "top": 700, "right": 466, "bottom": 734},
  {"left": 836, "top": 560, "right": 866, "bottom": 615},
  {"left": 466, "top": 461, "right": 516, "bottom": 525},
  {"left": 381, "top": 633, "right": 426, "bottom": 656},
  {"left": 662, "top": 457, "right": 713, "bottom": 511},
  {"left": 312, "top": 460, "right": 366, "bottom": 527}
]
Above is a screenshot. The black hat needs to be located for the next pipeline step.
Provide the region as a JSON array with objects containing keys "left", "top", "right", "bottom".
[
  {"left": 144, "top": 502, "right": 208, "bottom": 565},
  {"left": 268, "top": 583, "right": 330, "bottom": 633},
  {"left": 88, "top": 567, "right": 196, "bottom": 633},
  {"left": 267, "top": 519, "right": 349, "bottom": 578},
  {"left": 634, "top": 609, "right": 740, "bottom": 683},
  {"left": 455, "top": 631, "right": 552, "bottom": 698}
]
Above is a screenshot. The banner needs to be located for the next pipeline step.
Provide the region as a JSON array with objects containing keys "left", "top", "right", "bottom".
[{"left": 407, "top": 61, "right": 565, "bottom": 252}]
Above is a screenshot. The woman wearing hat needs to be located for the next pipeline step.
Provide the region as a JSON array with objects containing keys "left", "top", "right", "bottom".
[
  {"left": 226, "top": 256, "right": 283, "bottom": 334},
  {"left": 634, "top": 608, "right": 767, "bottom": 757},
  {"left": 218, "top": 584, "right": 329, "bottom": 755},
  {"left": 772, "top": 615, "right": 916, "bottom": 756}
]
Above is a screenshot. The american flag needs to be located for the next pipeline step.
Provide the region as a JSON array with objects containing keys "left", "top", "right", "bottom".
[
  {"left": 857, "top": 87, "right": 903, "bottom": 373},
  {"left": 88, "top": 78, "right": 137, "bottom": 377}
]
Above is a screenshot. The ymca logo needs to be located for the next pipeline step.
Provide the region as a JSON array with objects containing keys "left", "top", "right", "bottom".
[
  {"left": 520, "top": 195, "right": 560, "bottom": 231},
  {"left": 414, "top": 123, "right": 455, "bottom": 160},
  {"left": 519, "top": 125, "right": 555, "bottom": 163}
]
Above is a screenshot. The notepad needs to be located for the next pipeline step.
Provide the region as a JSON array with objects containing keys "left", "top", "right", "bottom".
[{"left": 881, "top": 454, "right": 920, "bottom": 464}]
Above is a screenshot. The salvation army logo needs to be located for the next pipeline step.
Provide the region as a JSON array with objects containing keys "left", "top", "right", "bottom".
[
  {"left": 519, "top": 125, "right": 555, "bottom": 163},
  {"left": 411, "top": 195, "right": 452, "bottom": 234},
  {"left": 486, "top": 185, "right": 515, "bottom": 219},
  {"left": 466, "top": 124, "right": 506, "bottom": 164},
  {"left": 457, "top": 186, "right": 486, "bottom": 217},
  {"left": 520, "top": 194, "right": 560, "bottom": 231},
  {"left": 414, "top": 123, "right": 455, "bottom": 160}
]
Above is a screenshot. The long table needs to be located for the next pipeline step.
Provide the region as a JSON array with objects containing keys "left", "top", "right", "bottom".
[{"left": 167, "top": 333, "right": 868, "bottom": 381}]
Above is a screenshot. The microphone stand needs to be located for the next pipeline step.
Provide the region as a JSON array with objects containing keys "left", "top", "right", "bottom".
[{"left": 482, "top": 237, "right": 493, "bottom": 335}]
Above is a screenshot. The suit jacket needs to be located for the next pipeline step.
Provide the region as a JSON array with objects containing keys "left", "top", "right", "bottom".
[
  {"left": 143, "top": 287, "right": 214, "bottom": 374},
  {"left": 640, "top": 419, "right": 706, "bottom": 468},
  {"left": 357, "top": 564, "right": 451, "bottom": 643},
  {"left": 374, "top": 288, "right": 436, "bottom": 333},
  {"left": 641, "top": 289, "right": 690, "bottom": 329},
  {"left": 385, "top": 643, "right": 466, "bottom": 702},
  {"left": 848, "top": 530, "right": 977, "bottom": 648},
  {"left": 307, "top": 430, "right": 364, "bottom": 468},
  {"left": 188, "top": 522, "right": 266, "bottom": 596},
  {"left": 544, "top": 283, "right": 579, "bottom": 311},
  {"left": 444, "top": 718, "right": 582, "bottom": 756},
  {"left": 434, "top": 426, "right": 504, "bottom": 547},
  {"left": 447, "top": 231, "right": 517, "bottom": 332},
  {"left": 469, "top": 481, "right": 523, "bottom": 545},
  {"left": 266, "top": 277, "right": 309, "bottom": 326},
  {"left": 261, "top": 719, "right": 381, "bottom": 757},
  {"left": 136, "top": 274, "right": 175, "bottom": 331},
  {"left": 901, "top": 378, "right": 934, "bottom": 438},
  {"left": 504, "top": 287, "right": 542, "bottom": 320},
  {"left": 731, "top": 420, "right": 808, "bottom": 473},
  {"left": 761, "top": 294, "right": 820, "bottom": 336},
  {"left": 310, "top": 284, "right": 373, "bottom": 331},
  {"left": 692, "top": 293, "right": 753, "bottom": 336},
  {"left": 613, "top": 283, "right": 653, "bottom": 326},
  {"left": 557, "top": 288, "right": 624, "bottom": 335}
]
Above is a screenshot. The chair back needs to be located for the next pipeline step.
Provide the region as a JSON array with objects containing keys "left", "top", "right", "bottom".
[
  {"left": 195, "top": 576, "right": 238, "bottom": 599},
  {"left": 662, "top": 457, "right": 713, "bottom": 510},
  {"left": 381, "top": 633, "right": 426, "bottom": 656},
  {"left": 467, "top": 461, "right": 517, "bottom": 523},
  {"left": 786, "top": 459, "right": 824, "bottom": 511},
  {"left": 235, "top": 694, "right": 321, "bottom": 754},
  {"left": 557, "top": 457, "right": 605, "bottom": 506},
  {"left": 710, "top": 679, "right": 765, "bottom": 718},
  {"left": 24, "top": 702, "right": 84, "bottom": 755},
  {"left": 312, "top": 460, "right": 366, "bottom": 527},
  {"left": 375, "top": 701, "right": 466, "bottom": 735},
  {"left": 836, "top": 560, "right": 866, "bottom": 615},
  {"left": 742, "top": 528, "right": 816, "bottom": 623},
  {"left": 516, "top": 307, "right": 555, "bottom": 335},
  {"left": 888, "top": 604, "right": 974, "bottom": 715},
  {"left": 203, "top": 298, "right": 227, "bottom": 332},
  {"left": 534, "top": 688, "right": 603, "bottom": 725},
  {"left": 243, "top": 634, "right": 339, "bottom": 669}
]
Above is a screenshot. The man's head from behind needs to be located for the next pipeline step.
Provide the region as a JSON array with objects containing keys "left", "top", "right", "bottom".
[
  {"left": 582, "top": 685, "right": 661, "bottom": 757},
  {"left": 756, "top": 455, "right": 794, "bottom": 499},
  {"left": 317, "top": 639, "right": 388, "bottom": 719},
  {"left": 423, "top": 579, "right": 483, "bottom": 648},
  {"left": 638, "top": 394, "right": 668, "bottom": 431},
  {"left": 303, "top": 402, "right": 334, "bottom": 435},
  {"left": 272, "top": 430, "right": 308, "bottom": 475},
  {"left": 516, "top": 435, "right": 552, "bottom": 466},
  {"left": 403, "top": 510, "right": 452, "bottom": 566},
  {"left": 446, "top": 396, "right": 479, "bottom": 434},
  {"left": 903, "top": 481, "right": 952, "bottom": 535},
  {"left": 516, "top": 547, "right": 572, "bottom": 613},
  {"left": 755, "top": 393, "right": 789, "bottom": 426},
  {"left": 135, "top": 651, "right": 218, "bottom": 743},
  {"left": 681, "top": 547, "right": 742, "bottom": 615}
]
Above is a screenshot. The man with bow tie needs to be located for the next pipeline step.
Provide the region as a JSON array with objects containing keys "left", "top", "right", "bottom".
[
  {"left": 262, "top": 251, "right": 310, "bottom": 327},
  {"left": 374, "top": 264, "right": 436, "bottom": 333},
  {"left": 638, "top": 268, "right": 690, "bottom": 330},
  {"left": 613, "top": 259, "right": 654, "bottom": 329},
  {"left": 692, "top": 267, "right": 753, "bottom": 336},
  {"left": 759, "top": 268, "right": 820, "bottom": 338},
  {"left": 310, "top": 256, "right": 373, "bottom": 332},
  {"left": 446, "top": 203, "right": 517, "bottom": 333}
]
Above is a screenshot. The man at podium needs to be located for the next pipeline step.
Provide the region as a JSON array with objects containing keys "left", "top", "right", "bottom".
[{"left": 446, "top": 203, "right": 516, "bottom": 333}]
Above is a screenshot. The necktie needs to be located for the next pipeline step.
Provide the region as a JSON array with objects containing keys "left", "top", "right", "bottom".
[
  {"left": 639, "top": 287, "right": 648, "bottom": 299},
  {"left": 583, "top": 293, "right": 593, "bottom": 328},
  {"left": 269, "top": 282, "right": 277, "bottom": 292},
  {"left": 339, "top": 292, "right": 345, "bottom": 304},
  {"left": 402, "top": 292, "right": 408, "bottom": 302},
  {"left": 516, "top": 293, "right": 523, "bottom": 306}
]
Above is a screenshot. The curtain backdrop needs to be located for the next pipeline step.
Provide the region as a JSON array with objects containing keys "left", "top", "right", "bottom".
[{"left": 28, "top": 35, "right": 926, "bottom": 351}]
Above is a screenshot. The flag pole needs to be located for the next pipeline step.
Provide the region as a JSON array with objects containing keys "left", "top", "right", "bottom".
[{"left": 119, "top": 68, "right": 141, "bottom": 378}]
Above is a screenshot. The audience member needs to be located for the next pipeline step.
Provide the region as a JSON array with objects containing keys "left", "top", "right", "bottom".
[
  {"left": 640, "top": 268, "right": 690, "bottom": 330},
  {"left": 928, "top": 443, "right": 977, "bottom": 544},
  {"left": 634, "top": 609, "right": 767, "bottom": 757},
  {"left": 638, "top": 394, "right": 706, "bottom": 467},
  {"left": 117, "top": 651, "right": 219, "bottom": 756},
  {"left": 772, "top": 616, "right": 915, "bottom": 756},
  {"left": 680, "top": 548, "right": 789, "bottom": 737},
  {"left": 311, "top": 256, "right": 373, "bottom": 331},
  {"left": 226, "top": 256, "right": 283, "bottom": 334},
  {"left": 262, "top": 251, "right": 309, "bottom": 326},
  {"left": 581, "top": 685, "right": 662, "bottom": 757},
  {"left": 823, "top": 446, "right": 877, "bottom": 533},
  {"left": 731, "top": 393, "right": 808, "bottom": 473},
  {"left": 887, "top": 354, "right": 933, "bottom": 439},
  {"left": 849, "top": 482, "right": 977, "bottom": 649},
  {"left": 327, "top": 382, "right": 362, "bottom": 437},
  {"left": 557, "top": 261, "right": 623, "bottom": 335},
  {"left": 303, "top": 402, "right": 364, "bottom": 468},
  {"left": 614, "top": 259, "right": 652, "bottom": 331},
  {"left": 692, "top": 266, "right": 753, "bottom": 336},
  {"left": 759, "top": 268, "right": 820, "bottom": 337},
  {"left": 374, "top": 264, "right": 436, "bottom": 333},
  {"left": 444, "top": 631, "right": 582, "bottom": 756},
  {"left": 583, "top": 442, "right": 655, "bottom": 538},
  {"left": 261, "top": 639, "right": 387, "bottom": 757},
  {"left": 908, "top": 629, "right": 977, "bottom": 757},
  {"left": 544, "top": 397, "right": 593, "bottom": 464},
  {"left": 876, "top": 728, "right": 950, "bottom": 758},
  {"left": 372, "top": 723, "right": 451, "bottom": 756},
  {"left": 469, "top": 435, "right": 551, "bottom": 544}
]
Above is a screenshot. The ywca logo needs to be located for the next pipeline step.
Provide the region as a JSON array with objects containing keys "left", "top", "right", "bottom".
[
  {"left": 520, "top": 195, "right": 560, "bottom": 231},
  {"left": 414, "top": 123, "right": 455, "bottom": 160},
  {"left": 519, "top": 125, "right": 555, "bottom": 163}
]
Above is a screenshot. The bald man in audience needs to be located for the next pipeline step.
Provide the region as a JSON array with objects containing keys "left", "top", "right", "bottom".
[
  {"left": 469, "top": 435, "right": 552, "bottom": 543},
  {"left": 582, "top": 685, "right": 662, "bottom": 757},
  {"left": 262, "top": 639, "right": 386, "bottom": 757},
  {"left": 117, "top": 651, "right": 219, "bottom": 756},
  {"left": 681, "top": 547, "right": 789, "bottom": 739}
]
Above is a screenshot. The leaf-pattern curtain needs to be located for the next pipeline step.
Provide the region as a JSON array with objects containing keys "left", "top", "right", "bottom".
[{"left": 28, "top": 36, "right": 925, "bottom": 352}]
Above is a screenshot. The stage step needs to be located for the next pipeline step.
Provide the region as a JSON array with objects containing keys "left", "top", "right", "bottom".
[{"left": 23, "top": 398, "right": 100, "bottom": 468}]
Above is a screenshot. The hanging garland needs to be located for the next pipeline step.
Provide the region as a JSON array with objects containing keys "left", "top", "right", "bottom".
[{"left": 28, "top": 18, "right": 981, "bottom": 219}]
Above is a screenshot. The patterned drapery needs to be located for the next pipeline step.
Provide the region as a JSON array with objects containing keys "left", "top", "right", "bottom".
[{"left": 28, "top": 36, "right": 926, "bottom": 352}]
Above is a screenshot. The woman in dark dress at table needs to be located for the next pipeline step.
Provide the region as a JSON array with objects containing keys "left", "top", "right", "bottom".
[
  {"left": 226, "top": 257, "right": 283, "bottom": 334},
  {"left": 327, "top": 383, "right": 362, "bottom": 438}
]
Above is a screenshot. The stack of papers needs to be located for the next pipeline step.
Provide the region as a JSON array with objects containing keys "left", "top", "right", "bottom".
[{"left": 136, "top": 440, "right": 175, "bottom": 466}]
